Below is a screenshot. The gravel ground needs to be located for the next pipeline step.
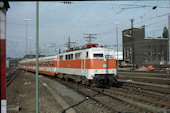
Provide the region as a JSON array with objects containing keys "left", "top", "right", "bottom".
[{"left": 7, "top": 71, "right": 63, "bottom": 113}]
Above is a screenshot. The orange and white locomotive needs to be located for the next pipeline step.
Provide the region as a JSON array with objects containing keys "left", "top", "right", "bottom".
[{"left": 19, "top": 44, "right": 118, "bottom": 87}]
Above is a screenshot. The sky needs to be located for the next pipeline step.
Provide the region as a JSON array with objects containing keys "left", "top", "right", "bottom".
[{"left": 6, "top": 1, "right": 170, "bottom": 58}]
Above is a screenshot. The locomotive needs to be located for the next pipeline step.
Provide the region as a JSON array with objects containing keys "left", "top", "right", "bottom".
[{"left": 19, "top": 44, "right": 118, "bottom": 87}]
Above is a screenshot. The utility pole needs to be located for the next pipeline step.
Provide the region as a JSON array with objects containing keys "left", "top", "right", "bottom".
[
  {"left": 59, "top": 48, "right": 61, "bottom": 53},
  {"left": 67, "top": 37, "right": 77, "bottom": 49},
  {"left": 28, "top": 37, "right": 32, "bottom": 55},
  {"left": 114, "top": 22, "right": 120, "bottom": 76},
  {"left": 130, "top": 19, "right": 135, "bottom": 69},
  {"left": 36, "top": 1, "right": 39, "bottom": 113},
  {"left": 68, "top": 37, "right": 71, "bottom": 49},
  {"left": 168, "top": 15, "right": 170, "bottom": 64},
  {"left": 83, "top": 34, "right": 97, "bottom": 44},
  {"left": 24, "top": 18, "right": 30, "bottom": 75},
  {"left": 116, "top": 24, "right": 119, "bottom": 73}
]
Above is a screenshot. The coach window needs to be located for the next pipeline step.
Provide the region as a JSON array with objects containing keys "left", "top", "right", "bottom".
[{"left": 50, "top": 61, "right": 54, "bottom": 66}]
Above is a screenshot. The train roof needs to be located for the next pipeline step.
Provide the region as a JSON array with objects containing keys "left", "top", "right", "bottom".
[
  {"left": 19, "top": 47, "right": 114, "bottom": 63},
  {"left": 19, "top": 55, "right": 57, "bottom": 63},
  {"left": 58, "top": 47, "right": 114, "bottom": 55}
]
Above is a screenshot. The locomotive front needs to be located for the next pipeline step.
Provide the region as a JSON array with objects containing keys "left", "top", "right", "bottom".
[{"left": 87, "top": 48, "right": 118, "bottom": 87}]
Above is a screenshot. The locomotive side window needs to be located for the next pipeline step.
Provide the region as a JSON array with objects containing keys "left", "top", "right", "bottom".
[
  {"left": 59, "top": 55, "right": 63, "bottom": 61},
  {"left": 75, "top": 53, "right": 80, "bottom": 59},
  {"left": 66, "top": 55, "right": 68, "bottom": 60},
  {"left": 66, "top": 54, "right": 70, "bottom": 60},
  {"left": 70, "top": 54, "right": 73, "bottom": 60},
  {"left": 94, "top": 54, "right": 103, "bottom": 58},
  {"left": 86, "top": 52, "right": 88, "bottom": 58},
  {"left": 68, "top": 55, "right": 70, "bottom": 60}
]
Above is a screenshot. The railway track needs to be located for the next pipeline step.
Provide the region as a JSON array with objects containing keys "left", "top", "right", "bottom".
[
  {"left": 122, "top": 82, "right": 170, "bottom": 95},
  {"left": 54, "top": 78, "right": 159, "bottom": 113},
  {"left": 119, "top": 76, "right": 170, "bottom": 85},
  {"left": 56, "top": 78, "right": 121, "bottom": 113},
  {"left": 98, "top": 87, "right": 170, "bottom": 111},
  {"left": 6, "top": 70, "right": 20, "bottom": 86},
  {"left": 118, "top": 72, "right": 170, "bottom": 85}
]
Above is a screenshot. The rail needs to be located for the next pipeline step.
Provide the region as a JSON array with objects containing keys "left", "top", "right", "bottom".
[{"left": 6, "top": 70, "right": 20, "bottom": 86}]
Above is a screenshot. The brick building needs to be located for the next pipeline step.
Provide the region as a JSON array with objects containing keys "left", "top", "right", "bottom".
[{"left": 122, "top": 27, "right": 168, "bottom": 66}]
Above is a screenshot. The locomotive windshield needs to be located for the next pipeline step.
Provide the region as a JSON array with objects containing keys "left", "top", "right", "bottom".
[{"left": 94, "top": 53, "right": 103, "bottom": 58}]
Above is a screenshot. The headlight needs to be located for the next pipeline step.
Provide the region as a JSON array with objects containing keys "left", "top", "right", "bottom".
[{"left": 103, "top": 64, "right": 107, "bottom": 68}]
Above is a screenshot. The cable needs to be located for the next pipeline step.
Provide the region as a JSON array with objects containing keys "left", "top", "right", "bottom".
[
  {"left": 135, "top": 13, "right": 170, "bottom": 25},
  {"left": 117, "top": 3, "right": 170, "bottom": 9},
  {"left": 65, "top": 2, "right": 95, "bottom": 37}
]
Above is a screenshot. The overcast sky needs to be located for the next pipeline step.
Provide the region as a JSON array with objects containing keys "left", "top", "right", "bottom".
[{"left": 6, "top": 1, "right": 170, "bottom": 58}]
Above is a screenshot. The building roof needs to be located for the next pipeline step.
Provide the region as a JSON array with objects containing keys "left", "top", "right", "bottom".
[
  {"left": 122, "top": 27, "right": 145, "bottom": 32},
  {"left": 144, "top": 37, "right": 168, "bottom": 40}
]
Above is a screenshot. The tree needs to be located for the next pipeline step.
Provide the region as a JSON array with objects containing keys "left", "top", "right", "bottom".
[{"left": 162, "top": 26, "right": 169, "bottom": 38}]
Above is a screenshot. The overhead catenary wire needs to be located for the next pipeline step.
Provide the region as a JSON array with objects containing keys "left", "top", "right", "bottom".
[
  {"left": 68, "top": 9, "right": 124, "bottom": 39},
  {"left": 65, "top": 2, "right": 95, "bottom": 37},
  {"left": 135, "top": 13, "right": 170, "bottom": 25}
]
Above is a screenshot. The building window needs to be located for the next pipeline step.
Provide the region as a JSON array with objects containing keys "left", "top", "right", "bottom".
[
  {"left": 127, "top": 47, "right": 129, "bottom": 58},
  {"left": 123, "top": 48, "right": 126, "bottom": 60}
]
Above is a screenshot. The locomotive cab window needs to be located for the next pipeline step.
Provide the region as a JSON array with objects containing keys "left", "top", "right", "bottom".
[{"left": 94, "top": 53, "right": 103, "bottom": 58}]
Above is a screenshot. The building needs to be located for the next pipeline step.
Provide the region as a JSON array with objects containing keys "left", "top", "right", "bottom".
[{"left": 122, "top": 27, "right": 168, "bottom": 66}]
